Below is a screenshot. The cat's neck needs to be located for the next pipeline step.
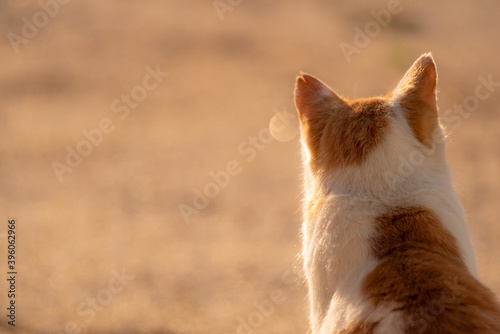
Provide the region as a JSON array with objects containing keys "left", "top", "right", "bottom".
[{"left": 303, "top": 168, "right": 478, "bottom": 277}]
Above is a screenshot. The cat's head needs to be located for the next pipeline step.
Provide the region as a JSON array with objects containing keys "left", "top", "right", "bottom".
[{"left": 294, "top": 53, "right": 450, "bottom": 197}]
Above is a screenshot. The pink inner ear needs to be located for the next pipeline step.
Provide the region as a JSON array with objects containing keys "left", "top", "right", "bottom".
[{"left": 295, "top": 73, "right": 346, "bottom": 120}]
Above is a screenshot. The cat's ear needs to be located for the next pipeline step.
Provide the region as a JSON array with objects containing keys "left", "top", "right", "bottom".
[
  {"left": 391, "top": 53, "right": 438, "bottom": 148},
  {"left": 295, "top": 73, "right": 348, "bottom": 122}
]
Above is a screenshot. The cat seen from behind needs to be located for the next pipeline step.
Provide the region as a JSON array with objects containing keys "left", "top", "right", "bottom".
[{"left": 294, "top": 53, "right": 500, "bottom": 334}]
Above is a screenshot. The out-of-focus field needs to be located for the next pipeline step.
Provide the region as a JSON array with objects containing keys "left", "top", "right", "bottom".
[{"left": 0, "top": 1, "right": 499, "bottom": 333}]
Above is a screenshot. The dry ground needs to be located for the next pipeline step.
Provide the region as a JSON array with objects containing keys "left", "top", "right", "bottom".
[{"left": 0, "top": 1, "right": 499, "bottom": 333}]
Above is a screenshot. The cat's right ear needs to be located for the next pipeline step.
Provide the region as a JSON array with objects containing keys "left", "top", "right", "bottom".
[{"left": 294, "top": 73, "right": 347, "bottom": 122}]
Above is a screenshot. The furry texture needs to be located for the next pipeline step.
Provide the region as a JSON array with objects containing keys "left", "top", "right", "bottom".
[{"left": 295, "top": 53, "right": 500, "bottom": 333}]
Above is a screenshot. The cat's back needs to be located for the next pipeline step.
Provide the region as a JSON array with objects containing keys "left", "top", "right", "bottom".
[{"left": 341, "top": 206, "right": 500, "bottom": 334}]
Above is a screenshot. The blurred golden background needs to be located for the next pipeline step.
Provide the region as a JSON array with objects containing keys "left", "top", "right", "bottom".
[{"left": 0, "top": 1, "right": 499, "bottom": 333}]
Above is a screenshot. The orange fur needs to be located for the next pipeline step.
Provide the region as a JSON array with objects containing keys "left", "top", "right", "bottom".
[
  {"left": 363, "top": 207, "right": 500, "bottom": 333},
  {"left": 295, "top": 74, "right": 391, "bottom": 172}
]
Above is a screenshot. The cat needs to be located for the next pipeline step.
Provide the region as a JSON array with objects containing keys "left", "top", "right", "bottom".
[{"left": 294, "top": 53, "right": 500, "bottom": 334}]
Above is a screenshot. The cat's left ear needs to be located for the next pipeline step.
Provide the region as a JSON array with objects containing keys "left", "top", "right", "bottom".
[{"left": 391, "top": 53, "right": 438, "bottom": 148}]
